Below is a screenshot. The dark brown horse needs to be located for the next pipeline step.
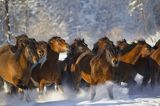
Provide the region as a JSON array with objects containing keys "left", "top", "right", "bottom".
[
  {"left": 116, "top": 40, "right": 152, "bottom": 87},
  {"left": 71, "top": 37, "right": 119, "bottom": 100},
  {"left": 31, "top": 36, "right": 69, "bottom": 94},
  {"left": 116, "top": 39, "right": 128, "bottom": 51},
  {"left": 153, "top": 39, "right": 160, "bottom": 49},
  {"left": 148, "top": 46, "right": 160, "bottom": 86},
  {"left": 114, "top": 40, "right": 152, "bottom": 86},
  {"left": 0, "top": 38, "right": 39, "bottom": 90}
]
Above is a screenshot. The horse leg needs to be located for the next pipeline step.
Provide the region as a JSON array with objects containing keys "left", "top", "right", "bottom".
[
  {"left": 72, "top": 72, "right": 81, "bottom": 93},
  {"left": 90, "top": 85, "right": 96, "bottom": 100},
  {"left": 55, "top": 79, "right": 63, "bottom": 93},
  {"left": 39, "top": 80, "right": 46, "bottom": 95},
  {"left": 151, "top": 74, "right": 156, "bottom": 88},
  {"left": 107, "top": 84, "right": 114, "bottom": 99},
  {"left": 141, "top": 75, "right": 150, "bottom": 88}
]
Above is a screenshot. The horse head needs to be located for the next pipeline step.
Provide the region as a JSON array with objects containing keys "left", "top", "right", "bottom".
[
  {"left": 23, "top": 39, "right": 39, "bottom": 64},
  {"left": 116, "top": 39, "right": 129, "bottom": 50},
  {"left": 49, "top": 36, "right": 69, "bottom": 53},
  {"left": 137, "top": 40, "right": 152, "bottom": 58},
  {"left": 70, "top": 38, "right": 90, "bottom": 55},
  {"left": 154, "top": 39, "right": 160, "bottom": 49}
]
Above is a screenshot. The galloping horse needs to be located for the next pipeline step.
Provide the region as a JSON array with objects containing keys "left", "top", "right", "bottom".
[
  {"left": 31, "top": 36, "right": 69, "bottom": 94},
  {"left": 116, "top": 39, "right": 152, "bottom": 87},
  {"left": 148, "top": 45, "right": 160, "bottom": 86},
  {"left": 71, "top": 37, "right": 119, "bottom": 100},
  {"left": 0, "top": 38, "right": 39, "bottom": 90},
  {"left": 153, "top": 39, "right": 160, "bottom": 49},
  {"left": 114, "top": 40, "right": 152, "bottom": 86},
  {"left": 62, "top": 38, "right": 90, "bottom": 90}
]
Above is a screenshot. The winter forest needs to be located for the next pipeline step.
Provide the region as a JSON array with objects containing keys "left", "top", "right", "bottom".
[
  {"left": 0, "top": 0, "right": 160, "bottom": 45},
  {"left": 0, "top": 0, "right": 160, "bottom": 106}
]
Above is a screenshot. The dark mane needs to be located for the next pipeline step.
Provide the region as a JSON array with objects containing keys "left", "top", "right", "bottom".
[
  {"left": 119, "top": 42, "right": 137, "bottom": 55},
  {"left": 137, "top": 40, "right": 146, "bottom": 45},
  {"left": 154, "top": 39, "right": 160, "bottom": 49},
  {"left": 92, "top": 37, "right": 111, "bottom": 54}
]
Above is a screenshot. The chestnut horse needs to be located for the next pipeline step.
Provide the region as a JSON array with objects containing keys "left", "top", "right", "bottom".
[
  {"left": 0, "top": 38, "right": 39, "bottom": 90},
  {"left": 31, "top": 36, "right": 69, "bottom": 94},
  {"left": 71, "top": 37, "right": 119, "bottom": 100}
]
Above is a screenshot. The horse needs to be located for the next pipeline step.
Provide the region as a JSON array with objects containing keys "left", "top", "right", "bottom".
[
  {"left": 114, "top": 40, "right": 152, "bottom": 86},
  {"left": 116, "top": 40, "right": 152, "bottom": 87},
  {"left": 147, "top": 46, "right": 160, "bottom": 86},
  {"left": 61, "top": 38, "right": 91, "bottom": 90},
  {"left": 71, "top": 37, "right": 119, "bottom": 100},
  {"left": 0, "top": 38, "right": 39, "bottom": 91},
  {"left": 31, "top": 36, "right": 69, "bottom": 94},
  {"left": 116, "top": 39, "right": 128, "bottom": 51},
  {"left": 153, "top": 39, "right": 160, "bottom": 49}
]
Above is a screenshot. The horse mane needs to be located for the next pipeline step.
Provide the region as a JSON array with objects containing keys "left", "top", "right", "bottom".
[
  {"left": 92, "top": 37, "right": 111, "bottom": 54},
  {"left": 119, "top": 42, "right": 137, "bottom": 55},
  {"left": 153, "top": 39, "right": 160, "bottom": 49},
  {"left": 48, "top": 36, "right": 61, "bottom": 43}
]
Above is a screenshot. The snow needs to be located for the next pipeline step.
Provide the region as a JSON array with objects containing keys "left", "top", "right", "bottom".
[{"left": 1, "top": 81, "right": 160, "bottom": 106}]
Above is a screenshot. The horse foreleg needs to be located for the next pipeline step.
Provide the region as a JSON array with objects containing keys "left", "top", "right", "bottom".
[
  {"left": 107, "top": 84, "right": 114, "bottom": 99},
  {"left": 55, "top": 79, "right": 64, "bottom": 93},
  {"left": 39, "top": 80, "right": 46, "bottom": 96},
  {"left": 141, "top": 75, "right": 150, "bottom": 88},
  {"left": 90, "top": 85, "right": 96, "bottom": 100}
]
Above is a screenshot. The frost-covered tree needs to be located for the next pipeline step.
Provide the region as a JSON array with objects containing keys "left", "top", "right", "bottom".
[{"left": 129, "top": 0, "right": 148, "bottom": 34}]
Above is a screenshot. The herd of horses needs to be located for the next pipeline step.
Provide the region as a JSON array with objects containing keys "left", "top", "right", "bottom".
[{"left": 0, "top": 34, "right": 159, "bottom": 100}]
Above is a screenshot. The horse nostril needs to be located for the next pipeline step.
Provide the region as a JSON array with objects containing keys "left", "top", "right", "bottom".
[{"left": 113, "top": 59, "right": 118, "bottom": 65}]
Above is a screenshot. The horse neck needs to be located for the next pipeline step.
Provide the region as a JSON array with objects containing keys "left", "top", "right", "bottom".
[
  {"left": 120, "top": 45, "right": 143, "bottom": 64},
  {"left": 47, "top": 48, "right": 59, "bottom": 63},
  {"left": 18, "top": 49, "right": 32, "bottom": 70},
  {"left": 95, "top": 48, "right": 109, "bottom": 63}
]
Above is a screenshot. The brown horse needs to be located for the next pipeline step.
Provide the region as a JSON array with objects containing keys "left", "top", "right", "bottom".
[
  {"left": 114, "top": 40, "right": 152, "bottom": 86},
  {"left": 153, "top": 39, "right": 160, "bottom": 49},
  {"left": 0, "top": 38, "right": 39, "bottom": 90},
  {"left": 71, "top": 37, "right": 119, "bottom": 100},
  {"left": 116, "top": 40, "right": 152, "bottom": 87},
  {"left": 148, "top": 46, "right": 160, "bottom": 86},
  {"left": 116, "top": 39, "right": 129, "bottom": 51},
  {"left": 61, "top": 38, "right": 90, "bottom": 90},
  {"left": 31, "top": 36, "right": 69, "bottom": 94}
]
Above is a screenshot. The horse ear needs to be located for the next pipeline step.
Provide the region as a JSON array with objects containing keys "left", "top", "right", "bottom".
[{"left": 82, "top": 39, "right": 84, "bottom": 42}]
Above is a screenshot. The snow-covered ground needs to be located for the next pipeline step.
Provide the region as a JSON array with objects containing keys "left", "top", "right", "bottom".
[{"left": 1, "top": 81, "right": 160, "bottom": 106}]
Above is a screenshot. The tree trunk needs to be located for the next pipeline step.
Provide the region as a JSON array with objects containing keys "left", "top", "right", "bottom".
[{"left": 4, "top": 0, "right": 11, "bottom": 39}]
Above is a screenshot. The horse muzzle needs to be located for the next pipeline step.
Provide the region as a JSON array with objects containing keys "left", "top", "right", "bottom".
[{"left": 112, "top": 59, "right": 119, "bottom": 67}]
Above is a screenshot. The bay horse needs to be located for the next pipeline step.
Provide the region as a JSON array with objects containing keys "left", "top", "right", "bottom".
[
  {"left": 114, "top": 40, "right": 152, "bottom": 86},
  {"left": 71, "top": 37, "right": 119, "bottom": 100},
  {"left": 116, "top": 39, "right": 128, "bottom": 51},
  {"left": 116, "top": 39, "right": 152, "bottom": 87},
  {"left": 147, "top": 46, "right": 160, "bottom": 86},
  {"left": 61, "top": 38, "right": 91, "bottom": 90},
  {"left": 31, "top": 36, "right": 69, "bottom": 94},
  {"left": 0, "top": 38, "right": 39, "bottom": 90},
  {"left": 153, "top": 39, "right": 160, "bottom": 49}
]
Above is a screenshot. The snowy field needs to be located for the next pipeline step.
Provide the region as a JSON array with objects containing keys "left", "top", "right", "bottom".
[{"left": 1, "top": 81, "right": 160, "bottom": 106}]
